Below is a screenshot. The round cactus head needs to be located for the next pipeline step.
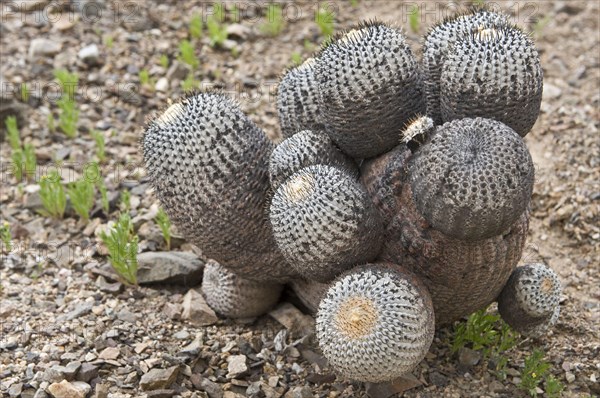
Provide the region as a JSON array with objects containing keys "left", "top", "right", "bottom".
[
  {"left": 202, "top": 260, "right": 283, "bottom": 318},
  {"left": 423, "top": 8, "right": 509, "bottom": 123},
  {"left": 315, "top": 21, "right": 425, "bottom": 158},
  {"left": 440, "top": 24, "right": 543, "bottom": 136},
  {"left": 277, "top": 58, "right": 324, "bottom": 138},
  {"left": 409, "top": 117, "right": 534, "bottom": 241},
  {"left": 269, "top": 165, "right": 383, "bottom": 282},
  {"left": 316, "top": 263, "right": 435, "bottom": 383},
  {"left": 498, "top": 263, "right": 561, "bottom": 337},
  {"left": 268, "top": 130, "right": 357, "bottom": 189},
  {"left": 142, "top": 92, "right": 293, "bottom": 282}
]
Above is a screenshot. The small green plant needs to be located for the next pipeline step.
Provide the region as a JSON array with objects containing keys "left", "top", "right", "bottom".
[
  {"left": 531, "top": 15, "right": 551, "bottom": 37},
  {"left": 290, "top": 51, "right": 302, "bottom": 66},
  {"left": 20, "top": 83, "right": 29, "bottom": 103},
  {"left": 48, "top": 113, "right": 56, "bottom": 133},
  {"left": 5, "top": 116, "right": 21, "bottom": 150},
  {"left": 53, "top": 69, "right": 78, "bottom": 100},
  {"left": 543, "top": 375, "right": 565, "bottom": 398},
  {"left": 97, "top": 179, "right": 109, "bottom": 213},
  {"left": 519, "top": 349, "right": 556, "bottom": 397},
  {"left": 159, "top": 54, "right": 169, "bottom": 69},
  {"left": 261, "top": 3, "right": 284, "bottom": 36},
  {"left": 207, "top": 3, "right": 228, "bottom": 47},
  {"left": 316, "top": 5, "right": 335, "bottom": 38},
  {"left": 91, "top": 130, "right": 106, "bottom": 163},
  {"left": 104, "top": 34, "right": 114, "bottom": 48},
  {"left": 189, "top": 13, "right": 203, "bottom": 39},
  {"left": 11, "top": 150, "right": 24, "bottom": 181},
  {"left": 0, "top": 222, "right": 12, "bottom": 252},
  {"left": 138, "top": 69, "right": 155, "bottom": 90},
  {"left": 178, "top": 40, "right": 199, "bottom": 70},
  {"left": 181, "top": 72, "right": 199, "bottom": 91},
  {"left": 57, "top": 97, "right": 79, "bottom": 138},
  {"left": 23, "top": 144, "right": 36, "bottom": 181},
  {"left": 155, "top": 207, "right": 172, "bottom": 250},
  {"left": 120, "top": 190, "right": 131, "bottom": 212},
  {"left": 349, "top": 0, "right": 359, "bottom": 6},
  {"left": 408, "top": 5, "right": 420, "bottom": 33},
  {"left": 67, "top": 178, "right": 95, "bottom": 221},
  {"left": 99, "top": 213, "right": 139, "bottom": 285},
  {"left": 39, "top": 171, "right": 66, "bottom": 219}
]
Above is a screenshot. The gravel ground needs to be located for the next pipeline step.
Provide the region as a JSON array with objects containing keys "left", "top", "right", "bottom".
[{"left": 0, "top": 1, "right": 598, "bottom": 398}]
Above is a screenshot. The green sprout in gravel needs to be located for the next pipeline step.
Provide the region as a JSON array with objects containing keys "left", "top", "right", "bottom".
[
  {"left": 0, "top": 222, "right": 11, "bottom": 252},
  {"left": 139, "top": 69, "right": 154, "bottom": 89},
  {"left": 91, "top": 130, "right": 106, "bottom": 163},
  {"left": 54, "top": 69, "right": 79, "bottom": 138},
  {"left": 189, "top": 13, "right": 203, "bottom": 39},
  {"left": 47, "top": 113, "right": 56, "bottom": 133},
  {"left": 120, "top": 190, "right": 131, "bottom": 212},
  {"left": 520, "top": 349, "right": 564, "bottom": 397},
  {"left": 67, "top": 178, "right": 95, "bottom": 221},
  {"left": 97, "top": 179, "right": 110, "bottom": 214},
  {"left": 39, "top": 171, "right": 66, "bottom": 219},
  {"left": 207, "top": 3, "right": 228, "bottom": 47},
  {"left": 6, "top": 117, "right": 36, "bottom": 182},
  {"left": 181, "top": 72, "right": 199, "bottom": 91},
  {"left": 261, "top": 3, "right": 284, "bottom": 36},
  {"left": 155, "top": 207, "right": 172, "bottom": 250},
  {"left": 316, "top": 5, "right": 335, "bottom": 38},
  {"left": 103, "top": 34, "right": 114, "bottom": 48},
  {"left": 5, "top": 116, "right": 21, "bottom": 150},
  {"left": 408, "top": 4, "right": 420, "bottom": 33},
  {"left": 20, "top": 83, "right": 29, "bottom": 103},
  {"left": 178, "top": 40, "right": 199, "bottom": 70},
  {"left": 159, "top": 54, "right": 169, "bottom": 69},
  {"left": 290, "top": 51, "right": 302, "bottom": 67},
  {"left": 99, "top": 213, "right": 139, "bottom": 285}
]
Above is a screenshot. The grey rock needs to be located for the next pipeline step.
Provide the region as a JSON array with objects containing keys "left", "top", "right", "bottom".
[
  {"left": 29, "top": 38, "right": 61, "bottom": 58},
  {"left": 146, "top": 390, "right": 176, "bottom": 398},
  {"left": 166, "top": 61, "right": 190, "bottom": 81},
  {"left": 191, "top": 375, "right": 223, "bottom": 398},
  {"left": 181, "top": 289, "right": 218, "bottom": 326},
  {"left": 284, "top": 386, "right": 313, "bottom": 398},
  {"left": 78, "top": 44, "right": 100, "bottom": 65},
  {"left": 75, "top": 363, "right": 98, "bottom": 383},
  {"left": 137, "top": 251, "right": 204, "bottom": 285},
  {"left": 226, "top": 355, "right": 248, "bottom": 378},
  {"left": 139, "top": 366, "right": 179, "bottom": 391},
  {"left": 155, "top": 78, "right": 169, "bottom": 92},
  {"left": 226, "top": 24, "right": 251, "bottom": 40},
  {"left": 57, "top": 302, "right": 93, "bottom": 322},
  {"left": 95, "top": 275, "right": 122, "bottom": 294},
  {"left": 9, "top": 382, "right": 23, "bottom": 397},
  {"left": 269, "top": 303, "right": 315, "bottom": 338},
  {"left": 117, "top": 309, "right": 137, "bottom": 323},
  {"left": 458, "top": 347, "right": 481, "bottom": 369},
  {"left": 173, "top": 330, "right": 190, "bottom": 340},
  {"left": 47, "top": 380, "right": 90, "bottom": 398},
  {"left": 543, "top": 83, "right": 562, "bottom": 100},
  {"left": 428, "top": 371, "right": 449, "bottom": 387}
]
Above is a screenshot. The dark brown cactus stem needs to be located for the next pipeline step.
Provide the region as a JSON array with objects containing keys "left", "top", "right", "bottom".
[
  {"left": 316, "top": 262, "right": 435, "bottom": 383},
  {"left": 142, "top": 92, "right": 295, "bottom": 283}
]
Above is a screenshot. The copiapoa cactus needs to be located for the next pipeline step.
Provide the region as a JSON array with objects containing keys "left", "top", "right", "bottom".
[{"left": 142, "top": 9, "right": 560, "bottom": 387}]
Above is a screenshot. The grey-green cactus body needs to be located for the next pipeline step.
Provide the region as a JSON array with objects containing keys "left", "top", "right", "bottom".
[
  {"left": 423, "top": 9, "right": 509, "bottom": 123},
  {"left": 269, "top": 129, "right": 357, "bottom": 189},
  {"left": 270, "top": 165, "right": 383, "bottom": 282},
  {"left": 498, "top": 263, "right": 561, "bottom": 337},
  {"left": 410, "top": 117, "right": 534, "bottom": 241},
  {"left": 440, "top": 25, "right": 543, "bottom": 136},
  {"left": 202, "top": 260, "right": 283, "bottom": 318},
  {"left": 142, "top": 93, "right": 293, "bottom": 282},
  {"left": 316, "top": 263, "right": 435, "bottom": 383},
  {"left": 277, "top": 58, "right": 324, "bottom": 138},
  {"left": 315, "top": 21, "right": 425, "bottom": 159}
]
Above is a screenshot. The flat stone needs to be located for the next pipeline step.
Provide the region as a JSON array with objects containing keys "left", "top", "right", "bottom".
[
  {"left": 166, "top": 61, "right": 190, "bottom": 81},
  {"left": 95, "top": 275, "right": 122, "bottom": 294},
  {"left": 428, "top": 371, "right": 449, "bottom": 387},
  {"left": 269, "top": 303, "right": 315, "bottom": 338},
  {"left": 146, "top": 389, "right": 176, "bottom": 398},
  {"left": 155, "top": 78, "right": 169, "bottom": 92},
  {"left": 117, "top": 309, "right": 137, "bottom": 323},
  {"left": 47, "top": 380, "right": 91, "bottom": 398},
  {"left": 29, "top": 38, "right": 61, "bottom": 58},
  {"left": 543, "top": 83, "right": 562, "bottom": 100},
  {"left": 78, "top": 44, "right": 100, "bottom": 64},
  {"left": 284, "top": 386, "right": 313, "bottom": 398},
  {"left": 226, "top": 24, "right": 251, "bottom": 40},
  {"left": 75, "top": 363, "right": 98, "bottom": 383},
  {"left": 364, "top": 374, "right": 422, "bottom": 398},
  {"left": 57, "top": 302, "right": 93, "bottom": 322},
  {"left": 140, "top": 366, "right": 179, "bottom": 391},
  {"left": 458, "top": 347, "right": 481, "bottom": 369},
  {"left": 566, "top": 372, "right": 576, "bottom": 383},
  {"left": 137, "top": 251, "right": 204, "bottom": 286},
  {"left": 8, "top": 382, "right": 23, "bottom": 397},
  {"left": 181, "top": 289, "right": 218, "bottom": 326},
  {"left": 98, "top": 347, "right": 119, "bottom": 360},
  {"left": 190, "top": 375, "right": 223, "bottom": 398},
  {"left": 227, "top": 355, "right": 248, "bottom": 378}
]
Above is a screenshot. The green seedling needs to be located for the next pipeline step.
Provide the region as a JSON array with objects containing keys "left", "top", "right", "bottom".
[
  {"left": 155, "top": 207, "right": 172, "bottom": 250},
  {"left": 159, "top": 54, "right": 169, "bottom": 69},
  {"left": 53, "top": 69, "right": 78, "bottom": 100},
  {"left": 20, "top": 83, "right": 29, "bottom": 103},
  {"left": 57, "top": 96, "right": 79, "bottom": 138},
  {"left": 99, "top": 213, "right": 138, "bottom": 285},
  {"left": 290, "top": 52, "right": 302, "bottom": 66},
  {"left": 0, "top": 222, "right": 12, "bottom": 252},
  {"left": 11, "top": 150, "right": 24, "bottom": 181},
  {"left": 120, "top": 190, "right": 131, "bottom": 212},
  {"left": 181, "top": 72, "right": 199, "bottom": 91},
  {"left": 520, "top": 349, "right": 553, "bottom": 397},
  {"left": 91, "top": 130, "right": 106, "bottom": 163},
  {"left": 316, "top": 5, "right": 335, "bottom": 38},
  {"left": 39, "top": 171, "right": 66, "bottom": 219},
  {"left": 190, "top": 13, "right": 203, "bottom": 39},
  {"left": 261, "top": 3, "right": 284, "bottom": 36},
  {"left": 23, "top": 144, "right": 36, "bottom": 182},
  {"left": 207, "top": 3, "right": 228, "bottom": 48},
  {"left": 48, "top": 113, "right": 56, "bottom": 133},
  {"left": 139, "top": 69, "right": 154, "bottom": 88},
  {"left": 67, "top": 178, "right": 95, "bottom": 221},
  {"left": 104, "top": 34, "right": 114, "bottom": 48},
  {"left": 178, "top": 40, "right": 199, "bottom": 70},
  {"left": 97, "top": 179, "right": 110, "bottom": 214},
  {"left": 5, "top": 116, "right": 21, "bottom": 150},
  {"left": 408, "top": 5, "right": 420, "bottom": 33}
]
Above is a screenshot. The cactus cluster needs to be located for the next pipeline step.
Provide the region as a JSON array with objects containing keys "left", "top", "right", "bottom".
[{"left": 142, "top": 6, "right": 560, "bottom": 386}]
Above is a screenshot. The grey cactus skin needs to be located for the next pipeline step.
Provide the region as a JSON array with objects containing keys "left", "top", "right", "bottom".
[
  {"left": 422, "top": 8, "right": 509, "bottom": 124},
  {"left": 202, "top": 260, "right": 283, "bottom": 318},
  {"left": 270, "top": 165, "right": 383, "bottom": 282},
  {"left": 316, "top": 263, "right": 435, "bottom": 383},
  {"left": 440, "top": 25, "right": 543, "bottom": 136},
  {"left": 142, "top": 93, "right": 295, "bottom": 283},
  {"left": 361, "top": 143, "right": 529, "bottom": 325},
  {"left": 409, "top": 117, "right": 534, "bottom": 241},
  {"left": 277, "top": 58, "right": 324, "bottom": 138},
  {"left": 289, "top": 278, "right": 329, "bottom": 314},
  {"left": 315, "top": 21, "right": 425, "bottom": 159},
  {"left": 497, "top": 263, "right": 561, "bottom": 337},
  {"left": 269, "top": 129, "right": 357, "bottom": 189}
]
